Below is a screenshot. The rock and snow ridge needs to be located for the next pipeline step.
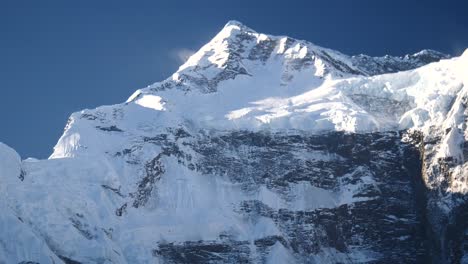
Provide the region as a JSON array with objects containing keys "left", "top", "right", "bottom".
[
  {"left": 53, "top": 20, "right": 456, "bottom": 157},
  {"left": 0, "top": 21, "right": 467, "bottom": 263}
]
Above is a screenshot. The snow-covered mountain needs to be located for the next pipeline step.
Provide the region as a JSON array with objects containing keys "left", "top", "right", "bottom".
[{"left": 0, "top": 21, "right": 466, "bottom": 263}]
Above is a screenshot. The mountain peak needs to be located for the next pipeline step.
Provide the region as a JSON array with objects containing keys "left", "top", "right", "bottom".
[
  {"left": 223, "top": 20, "right": 245, "bottom": 28},
  {"left": 412, "top": 49, "right": 447, "bottom": 57},
  {"left": 154, "top": 21, "right": 450, "bottom": 95},
  {"left": 3, "top": 20, "right": 467, "bottom": 264},
  {"left": 213, "top": 20, "right": 256, "bottom": 42},
  {"left": 222, "top": 20, "right": 255, "bottom": 32}
]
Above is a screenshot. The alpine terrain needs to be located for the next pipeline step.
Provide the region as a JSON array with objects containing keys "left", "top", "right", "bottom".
[{"left": 1, "top": 21, "right": 467, "bottom": 263}]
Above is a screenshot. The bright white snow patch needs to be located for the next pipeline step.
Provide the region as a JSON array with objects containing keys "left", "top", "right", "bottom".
[{"left": 134, "top": 95, "right": 166, "bottom": 111}]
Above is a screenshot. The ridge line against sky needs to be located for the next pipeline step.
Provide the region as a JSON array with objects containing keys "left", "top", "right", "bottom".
[{"left": 1, "top": 0, "right": 467, "bottom": 158}]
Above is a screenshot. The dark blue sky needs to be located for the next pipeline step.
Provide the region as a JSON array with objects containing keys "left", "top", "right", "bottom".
[{"left": 1, "top": 0, "right": 467, "bottom": 158}]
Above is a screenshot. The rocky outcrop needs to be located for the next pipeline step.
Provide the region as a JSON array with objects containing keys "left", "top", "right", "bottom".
[{"left": 114, "top": 130, "right": 430, "bottom": 263}]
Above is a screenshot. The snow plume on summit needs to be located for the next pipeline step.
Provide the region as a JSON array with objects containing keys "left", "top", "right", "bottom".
[{"left": 0, "top": 21, "right": 466, "bottom": 263}]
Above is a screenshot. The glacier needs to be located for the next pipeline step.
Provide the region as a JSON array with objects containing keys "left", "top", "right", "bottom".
[{"left": 0, "top": 21, "right": 467, "bottom": 263}]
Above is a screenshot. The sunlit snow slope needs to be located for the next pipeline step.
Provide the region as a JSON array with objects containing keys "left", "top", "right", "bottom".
[{"left": 0, "top": 21, "right": 467, "bottom": 263}]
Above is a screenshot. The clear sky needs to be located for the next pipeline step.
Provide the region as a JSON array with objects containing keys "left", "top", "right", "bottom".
[{"left": 1, "top": 0, "right": 467, "bottom": 158}]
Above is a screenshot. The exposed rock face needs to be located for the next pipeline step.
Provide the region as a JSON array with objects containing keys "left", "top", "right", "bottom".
[
  {"left": 350, "top": 49, "right": 450, "bottom": 76},
  {"left": 0, "top": 21, "right": 466, "bottom": 263},
  {"left": 149, "top": 130, "right": 430, "bottom": 263},
  {"left": 406, "top": 127, "right": 468, "bottom": 263}
]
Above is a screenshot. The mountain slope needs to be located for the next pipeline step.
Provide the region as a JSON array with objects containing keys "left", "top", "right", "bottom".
[{"left": 0, "top": 21, "right": 466, "bottom": 263}]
